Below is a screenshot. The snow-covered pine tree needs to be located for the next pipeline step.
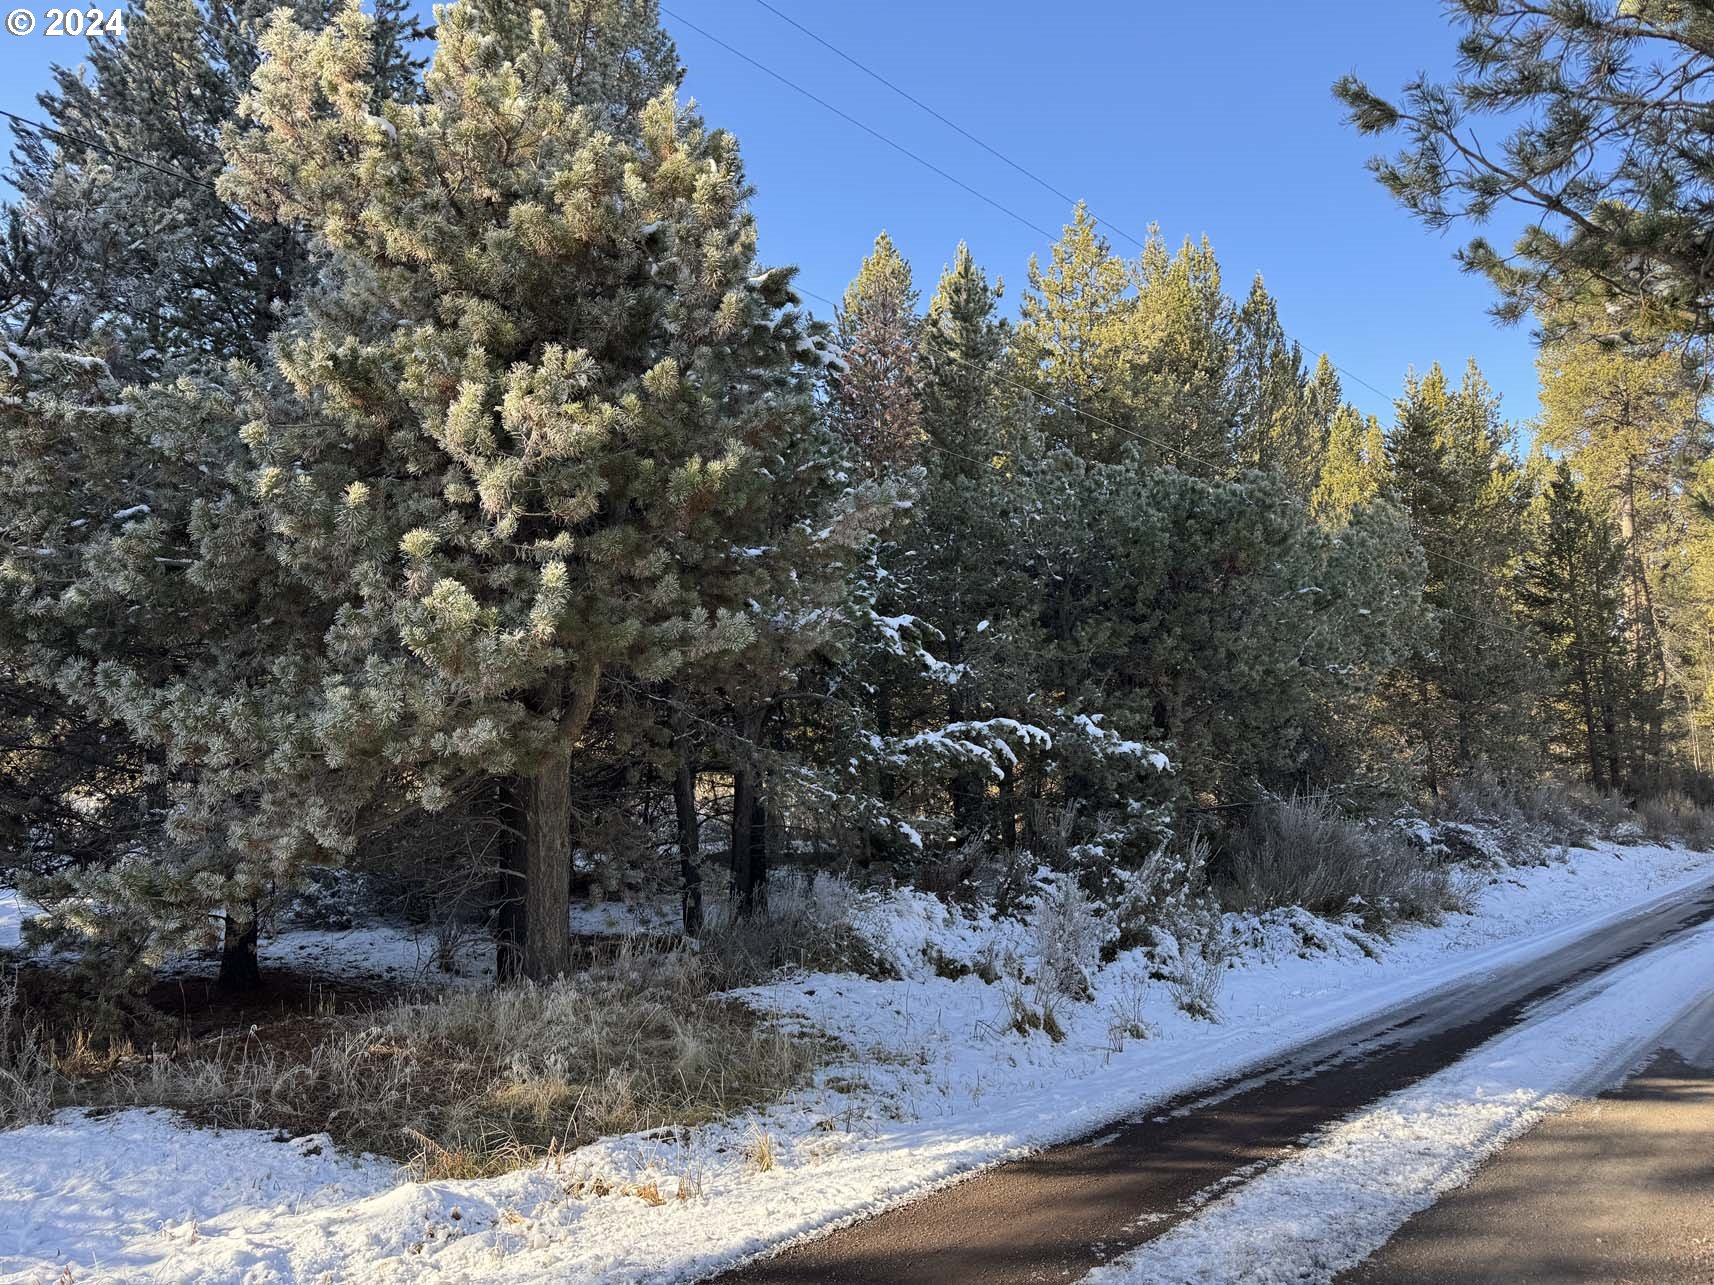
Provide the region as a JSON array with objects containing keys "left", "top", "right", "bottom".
[
  {"left": 1, "top": 0, "right": 424, "bottom": 379},
  {"left": 0, "top": 0, "right": 428, "bottom": 970}
]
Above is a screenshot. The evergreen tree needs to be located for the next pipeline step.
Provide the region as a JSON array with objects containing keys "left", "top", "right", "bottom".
[
  {"left": 7, "top": 0, "right": 839, "bottom": 985},
  {"left": 1, "top": 0, "right": 424, "bottom": 379},
  {"left": 1537, "top": 323, "right": 1703, "bottom": 774},
  {"left": 1128, "top": 230, "right": 1235, "bottom": 472},
  {"left": 1519, "top": 464, "right": 1634, "bottom": 788},
  {"left": 1313, "top": 404, "right": 1389, "bottom": 526},
  {"left": 1011, "top": 204, "right": 1138, "bottom": 462},
  {"left": 1385, "top": 362, "right": 1539, "bottom": 791},
  {"left": 830, "top": 232, "right": 922, "bottom": 476},
  {"left": 1337, "top": 1, "right": 1714, "bottom": 339},
  {"left": 1228, "top": 275, "right": 1317, "bottom": 497},
  {"left": 0, "top": 0, "right": 425, "bottom": 925}
]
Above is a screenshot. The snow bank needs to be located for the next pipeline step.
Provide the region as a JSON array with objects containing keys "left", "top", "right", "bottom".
[
  {"left": 2, "top": 841, "right": 1712, "bottom": 1283},
  {"left": 1085, "top": 915, "right": 1714, "bottom": 1284}
]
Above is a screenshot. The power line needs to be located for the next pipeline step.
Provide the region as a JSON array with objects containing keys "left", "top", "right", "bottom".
[
  {"left": 0, "top": 108, "right": 217, "bottom": 191},
  {"left": 729, "top": 3, "right": 1399, "bottom": 409},
  {"left": 750, "top": 0, "right": 1087, "bottom": 221},
  {"left": 658, "top": 6, "right": 1057, "bottom": 244}
]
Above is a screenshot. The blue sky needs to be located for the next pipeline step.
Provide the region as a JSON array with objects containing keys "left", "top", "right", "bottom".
[{"left": 0, "top": 1, "right": 1541, "bottom": 424}]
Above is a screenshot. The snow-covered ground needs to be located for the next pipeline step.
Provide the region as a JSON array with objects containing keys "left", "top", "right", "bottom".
[
  {"left": 1084, "top": 911, "right": 1714, "bottom": 1284},
  {"left": 0, "top": 885, "right": 30, "bottom": 951},
  {"left": 4, "top": 839, "right": 1713, "bottom": 1284}
]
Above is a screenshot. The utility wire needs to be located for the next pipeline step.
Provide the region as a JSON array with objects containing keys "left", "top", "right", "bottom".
[
  {"left": 730, "top": 3, "right": 1399, "bottom": 408},
  {"left": 659, "top": 6, "right": 1057, "bottom": 243},
  {"left": 0, "top": 108, "right": 218, "bottom": 191}
]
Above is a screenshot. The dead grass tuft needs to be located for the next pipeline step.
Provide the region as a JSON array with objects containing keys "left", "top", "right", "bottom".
[
  {"left": 21, "top": 928, "right": 831, "bottom": 1178},
  {"left": 1222, "top": 795, "right": 1465, "bottom": 928}
]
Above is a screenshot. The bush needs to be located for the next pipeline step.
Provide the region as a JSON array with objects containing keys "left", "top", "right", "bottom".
[
  {"left": 698, "top": 873, "right": 896, "bottom": 985},
  {"left": 1033, "top": 875, "right": 1101, "bottom": 999},
  {"left": 1637, "top": 790, "right": 1714, "bottom": 850},
  {"left": 1221, "top": 795, "right": 1465, "bottom": 927}
]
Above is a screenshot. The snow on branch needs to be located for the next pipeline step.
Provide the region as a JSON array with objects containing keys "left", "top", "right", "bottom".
[
  {"left": 887, "top": 718, "right": 1053, "bottom": 780},
  {"left": 1070, "top": 713, "right": 1172, "bottom": 772},
  {"left": 871, "top": 610, "right": 966, "bottom": 684}
]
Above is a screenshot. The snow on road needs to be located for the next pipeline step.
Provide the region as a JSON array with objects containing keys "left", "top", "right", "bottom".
[
  {"left": 2, "top": 841, "right": 1713, "bottom": 1283},
  {"left": 1083, "top": 913, "right": 1714, "bottom": 1285}
]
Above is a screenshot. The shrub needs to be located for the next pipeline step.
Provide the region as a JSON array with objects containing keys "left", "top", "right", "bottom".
[
  {"left": 698, "top": 874, "right": 895, "bottom": 985},
  {"left": 1636, "top": 790, "right": 1714, "bottom": 850},
  {"left": 1167, "top": 933, "right": 1230, "bottom": 1022},
  {"left": 1033, "top": 875, "right": 1101, "bottom": 999},
  {"left": 1222, "top": 795, "right": 1463, "bottom": 927}
]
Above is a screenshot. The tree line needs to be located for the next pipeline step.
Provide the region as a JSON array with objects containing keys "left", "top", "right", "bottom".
[{"left": 2, "top": 0, "right": 1711, "bottom": 996}]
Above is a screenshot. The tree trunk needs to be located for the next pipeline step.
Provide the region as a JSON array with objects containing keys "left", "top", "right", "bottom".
[
  {"left": 730, "top": 707, "right": 770, "bottom": 914},
  {"left": 1418, "top": 676, "right": 1440, "bottom": 797},
  {"left": 519, "top": 751, "right": 573, "bottom": 981},
  {"left": 494, "top": 778, "right": 526, "bottom": 982},
  {"left": 674, "top": 743, "right": 703, "bottom": 937},
  {"left": 1573, "top": 656, "right": 1604, "bottom": 790},
  {"left": 731, "top": 765, "right": 764, "bottom": 915},
  {"left": 217, "top": 907, "right": 261, "bottom": 993}
]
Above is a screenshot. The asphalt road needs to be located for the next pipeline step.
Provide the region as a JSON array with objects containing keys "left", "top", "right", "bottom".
[
  {"left": 1342, "top": 989, "right": 1714, "bottom": 1285},
  {"left": 713, "top": 878, "right": 1714, "bottom": 1285}
]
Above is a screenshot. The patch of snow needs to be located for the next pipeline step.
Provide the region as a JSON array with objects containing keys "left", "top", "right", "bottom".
[{"left": 0, "top": 886, "right": 32, "bottom": 951}]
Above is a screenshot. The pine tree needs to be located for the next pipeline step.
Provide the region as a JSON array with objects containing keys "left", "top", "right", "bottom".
[
  {"left": 1385, "top": 362, "right": 1539, "bottom": 791},
  {"left": 894, "top": 244, "right": 1025, "bottom": 846},
  {"left": 1337, "top": 1, "right": 1714, "bottom": 339},
  {"left": 1519, "top": 464, "right": 1634, "bottom": 788},
  {"left": 1228, "top": 275, "right": 1318, "bottom": 497},
  {"left": 0, "top": 0, "right": 425, "bottom": 907},
  {"left": 3, "top": 0, "right": 844, "bottom": 987},
  {"left": 830, "top": 232, "right": 922, "bottom": 476},
  {"left": 0, "top": 0, "right": 424, "bottom": 379},
  {"left": 1313, "top": 405, "right": 1390, "bottom": 525},
  {"left": 1011, "top": 204, "right": 1137, "bottom": 462},
  {"left": 1128, "top": 230, "right": 1235, "bottom": 471},
  {"left": 1537, "top": 324, "right": 1702, "bottom": 775}
]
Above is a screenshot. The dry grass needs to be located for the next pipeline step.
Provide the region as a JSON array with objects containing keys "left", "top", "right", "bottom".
[
  {"left": 1222, "top": 795, "right": 1467, "bottom": 928},
  {"left": 14, "top": 922, "right": 838, "bottom": 1179},
  {"left": 0, "top": 969, "right": 54, "bottom": 1128},
  {"left": 1638, "top": 790, "right": 1714, "bottom": 850}
]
